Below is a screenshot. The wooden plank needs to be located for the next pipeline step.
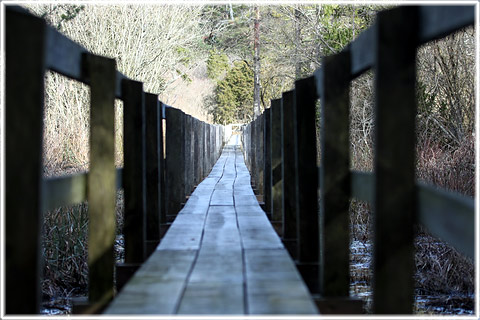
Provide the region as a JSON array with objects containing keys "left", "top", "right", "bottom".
[
  {"left": 320, "top": 51, "right": 351, "bottom": 297},
  {"left": 179, "top": 201, "right": 244, "bottom": 314},
  {"left": 281, "top": 90, "right": 298, "bottom": 256},
  {"left": 145, "top": 93, "right": 161, "bottom": 253},
  {"left": 5, "top": 8, "right": 46, "bottom": 314},
  {"left": 122, "top": 79, "right": 147, "bottom": 263},
  {"left": 107, "top": 140, "right": 318, "bottom": 315},
  {"left": 263, "top": 108, "right": 272, "bottom": 216},
  {"left": 105, "top": 250, "right": 197, "bottom": 314},
  {"left": 245, "top": 249, "right": 318, "bottom": 314},
  {"left": 418, "top": 6, "right": 474, "bottom": 45},
  {"left": 350, "top": 170, "right": 374, "bottom": 203},
  {"left": 373, "top": 7, "right": 418, "bottom": 314},
  {"left": 166, "top": 107, "right": 186, "bottom": 216},
  {"left": 270, "top": 99, "right": 283, "bottom": 223},
  {"left": 42, "top": 173, "right": 87, "bottom": 212},
  {"left": 157, "top": 214, "right": 206, "bottom": 251},
  {"left": 42, "top": 168, "right": 123, "bottom": 212},
  {"left": 178, "top": 282, "right": 244, "bottom": 314},
  {"left": 85, "top": 53, "right": 117, "bottom": 306},
  {"left": 350, "top": 170, "right": 474, "bottom": 259},
  {"left": 211, "top": 190, "right": 234, "bottom": 206},
  {"left": 417, "top": 183, "right": 474, "bottom": 259},
  {"left": 346, "top": 25, "right": 376, "bottom": 79}
]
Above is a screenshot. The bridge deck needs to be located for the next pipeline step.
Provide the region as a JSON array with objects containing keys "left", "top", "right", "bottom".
[{"left": 105, "top": 137, "right": 318, "bottom": 315}]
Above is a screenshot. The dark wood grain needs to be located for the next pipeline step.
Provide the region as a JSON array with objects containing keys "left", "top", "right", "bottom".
[
  {"left": 280, "top": 90, "right": 298, "bottom": 257},
  {"left": 373, "top": 7, "right": 418, "bottom": 314},
  {"left": 320, "top": 51, "right": 351, "bottom": 297},
  {"left": 5, "top": 8, "right": 46, "bottom": 314},
  {"left": 85, "top": 53, "right": 117, "bottom": 307},
  {"left": 145, "top": 93, "right": 162, "bottom": 253},
  {"left": 122, "top": 79, "right": 147, "bottom": 264}
]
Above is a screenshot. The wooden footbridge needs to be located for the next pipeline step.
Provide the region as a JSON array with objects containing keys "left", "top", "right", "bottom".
[{"left": 4, "top": 4, "right": 475, "bottom": 316}]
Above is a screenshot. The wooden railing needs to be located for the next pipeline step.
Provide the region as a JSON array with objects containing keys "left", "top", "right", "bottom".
[
  {"left": 242, "top": 5, "right": 475, "bottom": 314},
  {"left": 5, "top": 6, "right": 228, "bottom": 314}
]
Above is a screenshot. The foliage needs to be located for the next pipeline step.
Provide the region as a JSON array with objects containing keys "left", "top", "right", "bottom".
[
  {"left": 212, "top": 60, "right": 254, "bottom": 124},
  {"left": 206, "top": 49, "right": 229, "bottom": 80}
]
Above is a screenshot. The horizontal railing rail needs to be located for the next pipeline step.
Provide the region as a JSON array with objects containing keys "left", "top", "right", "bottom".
[{"left": 242, "top": 4, "right": 475, "bottom": 315}]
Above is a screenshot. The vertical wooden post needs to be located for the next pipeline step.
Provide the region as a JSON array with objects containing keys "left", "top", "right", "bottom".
[
  {"left": 6, "top": 9, "right": 46, "bottom": 314},
  {"left": 250, "top": 119, "right": 256, "bottom": 179},
  {"left": 205, "top": 124, "right": 211, "bottom": 173},
  {"left": 122, "top": 79, "right": 147, "bottom": 263},
  {"left": 320, "top": 51, "right": 351, "bottom": 296},
  {"left": 158, "top": 103, "right": 167, "bottom": 227},
  {"left": 184, "top": 115, "right": 193, "bottom": 196},
  {"left": 198, "top": 121, "right": 205, "bottom": 180},
  {"left": 281, "top": 90, "right": 298, "bottom": 258},
  {"left": 211, "top": 124, "right": 215, "bottom": 163},
  {"left": 202, "top": 122, "right": 207, "bottom": 179},
  {"left": 256, "top": 114, "right": 264, "bottom": 200},
  {"left": 85, "top": 54, "right": 116, "bottom": 307},
  {"left": 294, "top": 76, "right": 320, "bottom": 293},
  {"left": 193, "top": 119, "right": 200, "bottom": 186},
  {"left": 373, "top": 7, "right": 418, "bottom": 314},
  {"left": 145, "top": 93, "right": 161, "bottom": 255},
  {"left": 263, "top": 108, "right": 272, "bottom": 217},
  {"left": 270, "top": 99, "right": 283, "bottom": 228},
  {"left": 166, "top": 108, "right": 186, "bottom": 216}
]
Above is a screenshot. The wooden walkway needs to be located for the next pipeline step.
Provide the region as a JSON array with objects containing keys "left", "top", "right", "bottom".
[{"left": 105, "top": 136, "right": 318, "bottom": 315}]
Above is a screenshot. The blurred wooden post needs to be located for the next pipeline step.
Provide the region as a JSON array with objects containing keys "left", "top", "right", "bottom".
[
  {"left": 113, "top": 78, "right": 147, "bottom": 296},
  {"left": 320, "top": 52, "right": 351, "bottom": 296},
  {"left": 263, "top": 108, "right": 272, "bottom": 218},
  {"left": 158, "top": 103, "right": 167, "bottom": 228},
  {"left": 316, "top": 51, "right": 363, "bottom": 313},
  {"left": 184, "top": 115, "right": 193, "bottom": 196},
  {"left": 166, "top": 108, "right": 186, "bottom": 217},
  {"left": 198, "top": 121, "right": 205, "bottom": 180},
  {"left": 193, "top": 119, "right": 200, "bottom": 186},
  {"left": 85, "top": 53, "right": 116, "bottom": 310},
  {"left": 256, "top": 114, "right": 264, "bottom": 204},
  {"left": 294, "top": 76, "right": 320, "bottom": 293},
  {"left": 202, "top": 122, "right": 207, "bottom": 178},
  {"left": 5, "top": 8, "right": 46, "bottom": 314},
  {"left": 205, "top": 124, "right": 211, "bottom": 173},
  {"left": 250, "top": 119, "right": 256, "bottom": 180},
  {"left": 281, "top": 90, "right": 298, "bottom": 258},
  {"left": 122, "top": 79, "right": 147, "bottom": 264},
  {"left": 210, "top": 125, "right": 215, "bottom": 168},
  {"left": 270, "top": 99, "right": 283, "bottom": 233},
  {"left": 145, "top": 93, "right": 161, "bottom": 256},
  {"left": 373, "top": 7, "right": 418, "bottom": 314}
]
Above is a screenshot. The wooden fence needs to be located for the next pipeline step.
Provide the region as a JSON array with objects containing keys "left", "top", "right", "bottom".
[
  {"left": 242, "top": 5, "right": 475, "bottom": 314},
  {"left": 5, "top": 6, "right": 228, "bottom": 314}
]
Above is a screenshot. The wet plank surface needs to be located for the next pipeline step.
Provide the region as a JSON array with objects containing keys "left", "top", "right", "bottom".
[{"left": 105, "top": 136, "right": 318, "bottom": 315}]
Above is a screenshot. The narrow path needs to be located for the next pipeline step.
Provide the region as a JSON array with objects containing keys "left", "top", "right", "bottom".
[{"left": 105, "top": 136, "right": 318, "bottom": 315}]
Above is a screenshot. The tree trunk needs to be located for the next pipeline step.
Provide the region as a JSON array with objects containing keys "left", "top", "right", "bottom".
[{"left": 253, "top": 6, "right": 261, "bottom": 117}]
